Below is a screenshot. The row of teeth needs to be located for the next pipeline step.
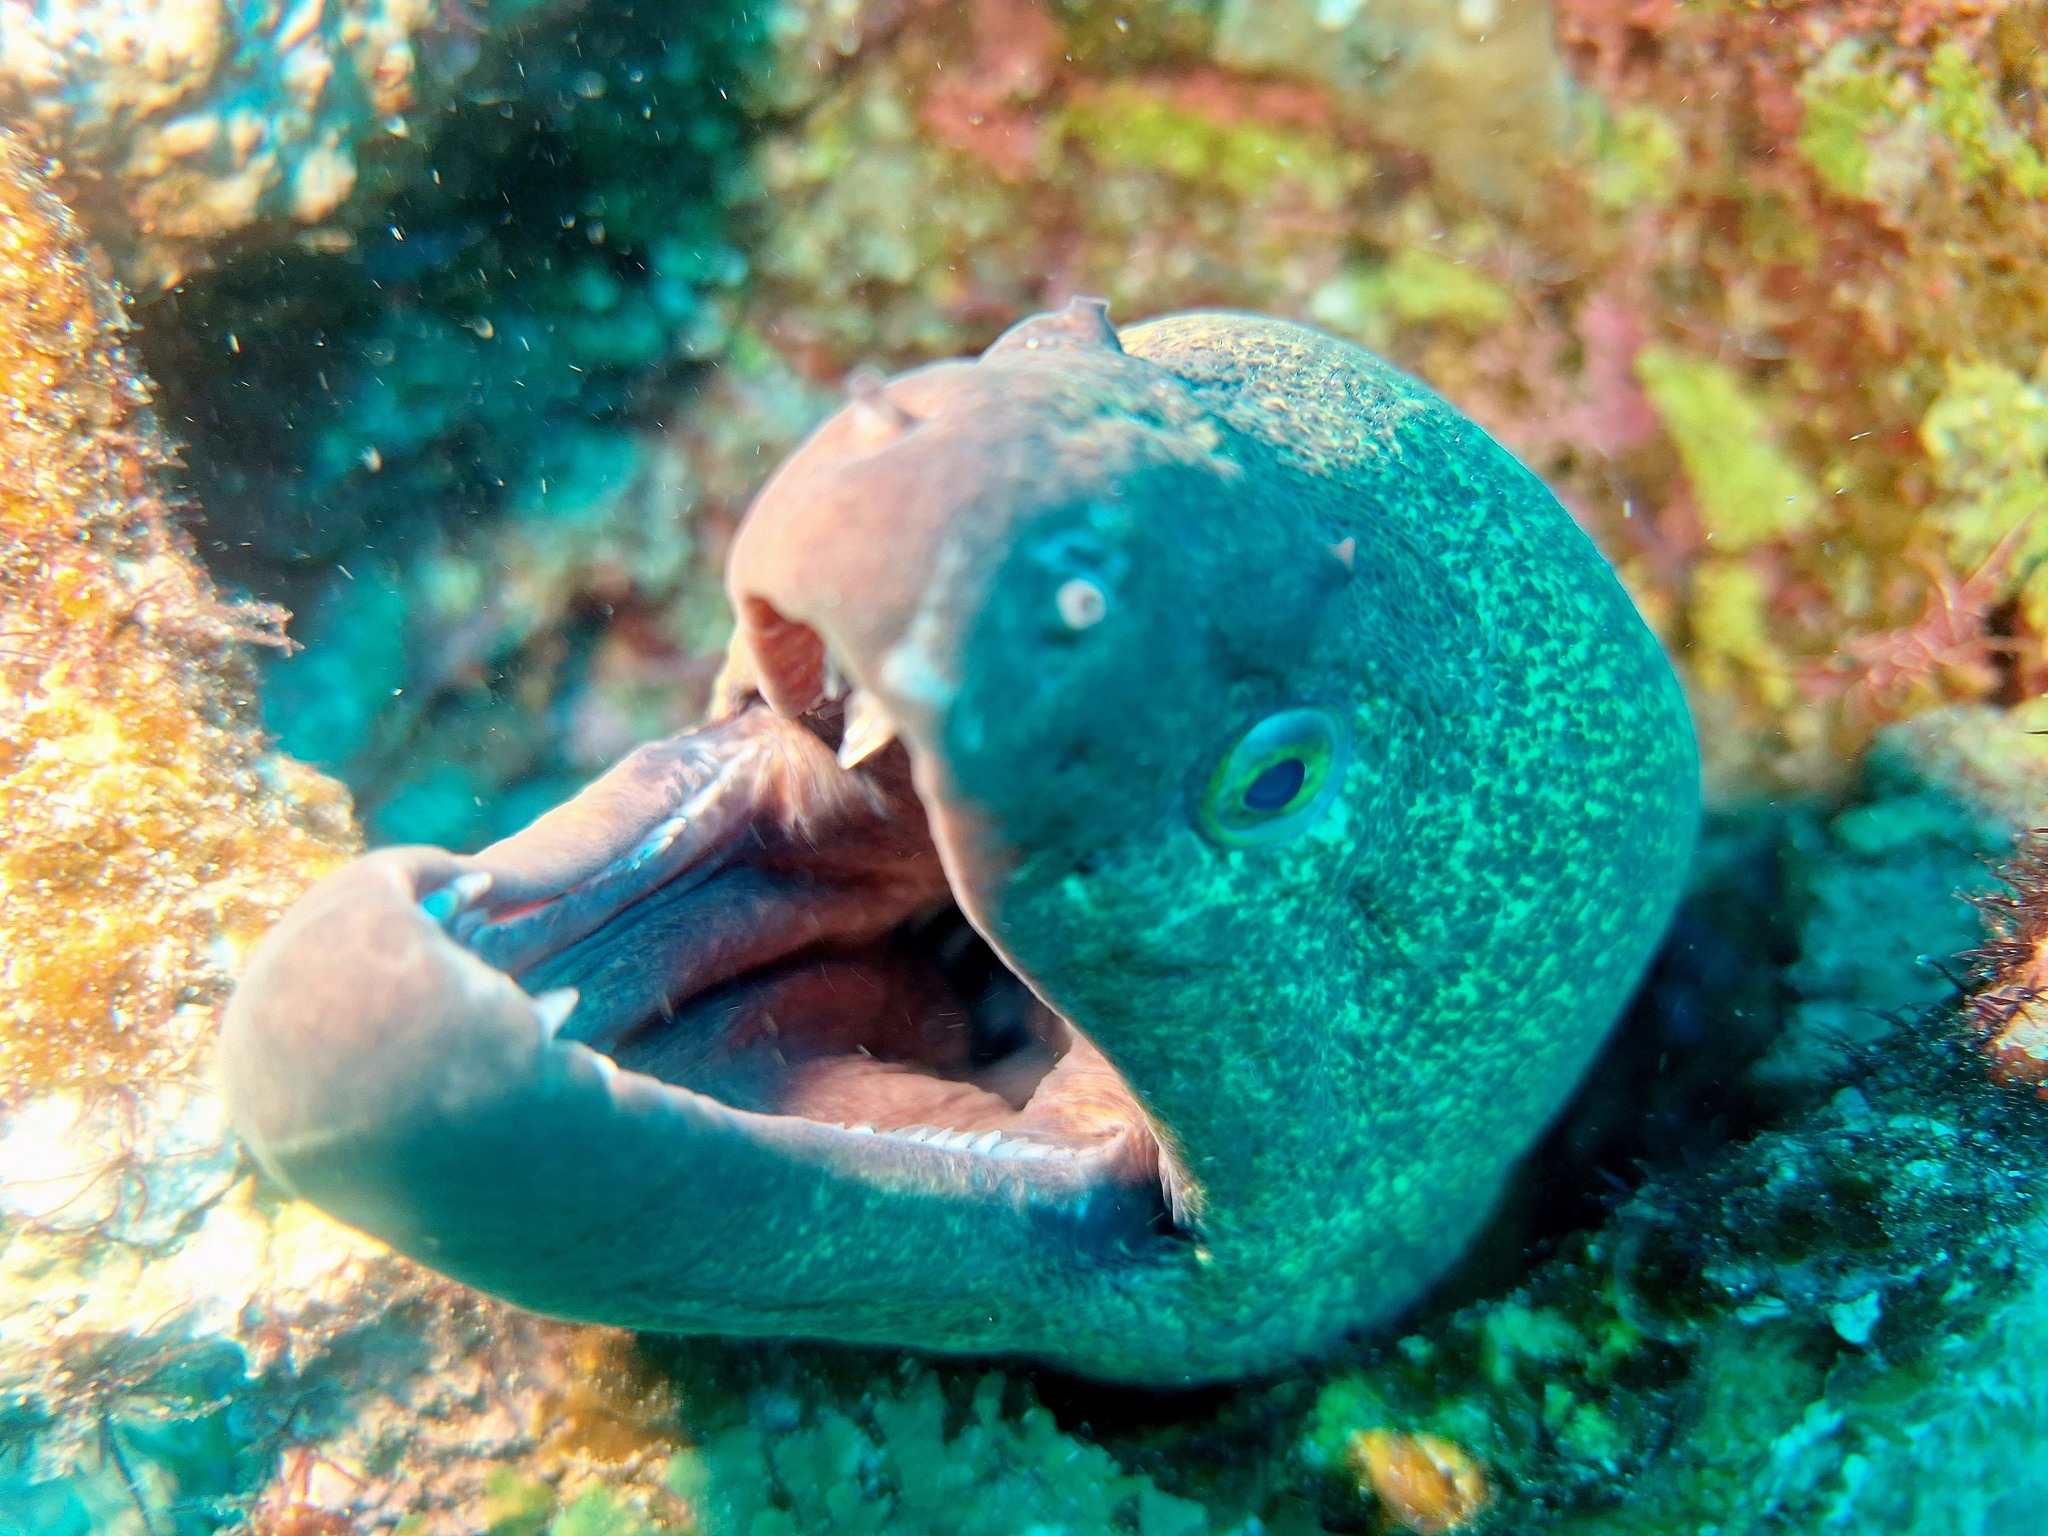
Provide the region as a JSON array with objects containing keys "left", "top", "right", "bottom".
[
  {"left": 836, "top": 686, "right": 897, "bottom": 770},
  {"left": 825, "top": 1122, "right": 1070, "bottom": 1160},
  {"left": 815, "top": 642, "right": 898, "bottom": 770}
]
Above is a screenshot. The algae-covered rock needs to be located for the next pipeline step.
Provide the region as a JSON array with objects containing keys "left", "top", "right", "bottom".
[
  {"left": 0, "top": 0, "right": 534, "bottom": 289},
  {"left": 674, "top": 1368, "right": 1209, "bottom": 1536},
  {"left": 0, "top": 125, "right": 356, "bottom": 1095}
]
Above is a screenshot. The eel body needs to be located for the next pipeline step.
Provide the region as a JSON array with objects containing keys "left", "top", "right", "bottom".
[{"left": 220, "top": 305, "right": 1698, "bottom": 1385}]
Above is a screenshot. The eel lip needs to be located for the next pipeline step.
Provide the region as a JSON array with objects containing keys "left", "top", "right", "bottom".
[{"left": 220, "top": 847, "right": 559, "bottom": 1181}]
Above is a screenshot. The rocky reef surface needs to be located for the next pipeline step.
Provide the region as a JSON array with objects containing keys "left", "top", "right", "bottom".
[
  {"left": 7, "top": 1, "right": 2048, "bottom": 1533},
  {"left": 0, "top": 0, "right": 544, "bottom": 290}
]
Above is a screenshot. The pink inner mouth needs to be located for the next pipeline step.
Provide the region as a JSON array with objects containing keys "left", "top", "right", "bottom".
[{"left": 444, "top": 659, "right": 1179, "bottom": 1201}]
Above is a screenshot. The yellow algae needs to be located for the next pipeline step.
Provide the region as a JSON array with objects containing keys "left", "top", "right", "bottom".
[
  {"left": 0, "top": 125, "right": 357, "bottom": 1094},
  {"left": 1925, "top": 42, "right": 2048, "bottom": 202},
  {"left": 1585, "top": 100, "right": 1684, "bottom": 211},
  {"left": 1345, "top": 1428, "right": 1489, "bottom": 1535},
  {"left": 1057, "top": 79, "right": 1366, "bottom": 209},
  {"left": 1923, "top": 358, "right": 2048, "bottom": 629},
  {"left": 1797, "top": 40, "right": 1902, "bottom": 203},
  {"left": 1310, "top": 247, "right": 1514, "bottom": 351},
  {"left": 1635, "top": 348, "right": 1821, "bottom": 554},
  {"left": 1689, "top": 558, "right": 1794, "bottom": 710}
]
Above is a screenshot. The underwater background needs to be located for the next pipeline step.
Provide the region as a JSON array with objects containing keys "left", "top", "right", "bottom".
[{"left": 7, "top": 0, "right": 2048, "bottom": 1531}]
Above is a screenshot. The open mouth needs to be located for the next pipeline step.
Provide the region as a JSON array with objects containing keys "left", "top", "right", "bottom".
[{"left": 415, "top": 656, "right": 1184, "bottom": 1230}]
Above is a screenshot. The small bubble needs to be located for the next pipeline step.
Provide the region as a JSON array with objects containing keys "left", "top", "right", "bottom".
[{"left": 1055, "top": 578, "right": 1108, "bottom": 631}]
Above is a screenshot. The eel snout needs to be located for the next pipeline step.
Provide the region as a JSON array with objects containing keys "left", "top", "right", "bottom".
[{"left": 221, "top": 696, "right": 1182, "bottom": 1339}]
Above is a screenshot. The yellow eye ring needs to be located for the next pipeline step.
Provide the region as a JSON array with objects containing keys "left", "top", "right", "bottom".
[{"left": 1199, "top": 707, "right": 1348, "bottom": 848}]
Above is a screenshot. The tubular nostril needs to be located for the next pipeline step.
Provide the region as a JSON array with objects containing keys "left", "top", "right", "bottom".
[
  {"left": 738, "top": 595, "right": 830, "bottom": 716},
  {"left": 843, "top": 367, "right": 918, "bottom": 450}
]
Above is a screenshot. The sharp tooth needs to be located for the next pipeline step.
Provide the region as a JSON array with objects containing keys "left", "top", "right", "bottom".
[
  {"left": 969, "top": 1131, "right": 1003, "bottom": 1154},
  {"left": 837, "top": 686, "right": 899, "bottom": 770},
  {"left": 822, "top": 652, "right": 849, "bottom": 703},
  {"left": 531, "top": 987, "right": 579, "bottom": 1039},
  {"left": 847, "top": 1123, "right": 876, "bottom": 1135},
  {"left": 629, "top": 814, "right": 689, "bottom": 869}
]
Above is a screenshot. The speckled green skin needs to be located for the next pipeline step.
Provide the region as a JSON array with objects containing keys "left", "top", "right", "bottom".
[{"left": 925, "top": 313, "right": 1700, "bottom": 1372}]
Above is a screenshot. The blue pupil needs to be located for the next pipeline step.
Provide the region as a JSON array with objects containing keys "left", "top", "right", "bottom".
[{"left": 1243, "top": 757, "right": 1307, "bottom": 813}]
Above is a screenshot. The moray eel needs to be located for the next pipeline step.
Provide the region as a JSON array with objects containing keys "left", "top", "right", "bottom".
[{"left": 221, "top": 304, "right": 1697, "bottom": 1385}]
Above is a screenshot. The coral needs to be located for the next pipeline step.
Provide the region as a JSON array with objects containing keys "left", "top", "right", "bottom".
[{"left": 0, "top": 0, "right": 495, "bottom": 289}]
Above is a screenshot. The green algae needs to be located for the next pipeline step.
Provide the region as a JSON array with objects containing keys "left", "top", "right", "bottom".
[
  {"left": 1056, "top": 81, "right": 1363, "bottom": 208},
  {"left": 484, "top": 1471, "right": 558, "bottom": 1536},
  {"left": 1799, "top": 37, "right": 2048, "bottom": 207},
  {"left": 1582, "top": 100, "right": 1685, "bottom": 212},
  {"left": 1923, "top": 358, "right": 2048, "bottom": 627},
  {"left": 1635, "top": 348, "right": 1821, "bottom": 552},
  {"left": 1797, "top": 41, "right": 1901, "bottom": 202},
  {"left": 550, "top": 1487, "right": 664, "bottom": 1536},
  {"left": 1925, "top": 42, "right": 2048, "bottom": 201},
  {"left": 669, "top": 1370, "right": 1208, "bottom": 1536},
  {"left": 1308, "top": 247, "right": 1513, "bottom": 349}
]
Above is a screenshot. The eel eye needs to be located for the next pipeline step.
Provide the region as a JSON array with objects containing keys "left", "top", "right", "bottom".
[{"left": 1200, "top": 707, "right": 1349, "bottom": 848}]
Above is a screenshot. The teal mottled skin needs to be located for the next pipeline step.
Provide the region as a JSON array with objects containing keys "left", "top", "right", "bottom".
[
  {"left": 221, "top": 306, "right": 1697, "bottom": 1385},
  {"left": 939, "top": 312, "right": 1699, "bottom": 1364}
]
